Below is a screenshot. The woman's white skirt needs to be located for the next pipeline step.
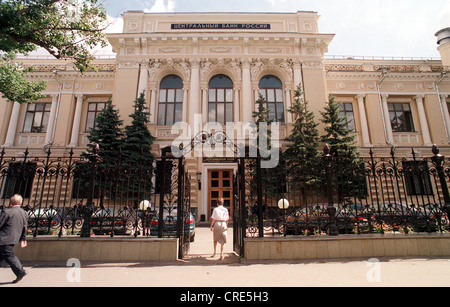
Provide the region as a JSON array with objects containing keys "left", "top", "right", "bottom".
[{"left": 213, "top": 221, "right": 227, "bottom": 245}]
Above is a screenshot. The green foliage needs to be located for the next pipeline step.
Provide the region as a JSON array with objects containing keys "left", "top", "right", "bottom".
[
  {"left": 84, "top": 100, "right": 124, "bottom": 166},
  {"left": 0, "top": 52, "right": 47, "bottom": 103},
  {"left": 283, "top": 84, "right": 320, "bottom": 184},
  {"left": 320, "top": 95, "right": 358, "bottom": 158},
  {"left": 320, "top": 95, "right": 365, "bottom": 202},
  {"left": 251, "top": 93, "right": 283, "bottom": 199},
  {"left": 0, "top": 0, "right": 108, "bottom": 103},
  {"left": 122, "top": 92, "right": 155, "bottom": 165},
  {"left": 77, "top": 101, "right": 123, "bottom": 200},
  {"left": 120, "top": 92, "right": 155, "bottom": 202},
  {"left": 252, "top": 93, "right": 274, "bottom": 153},
  {"left": 253, "top": 93, "right": 273, "bottom": 126}
]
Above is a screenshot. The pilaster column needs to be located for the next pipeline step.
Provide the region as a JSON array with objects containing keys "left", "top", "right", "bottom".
[
  {"left": 293, "top": 60, "right": 303, "bottom": 89},
  {"left": 234, "top": 87, "right": 240, "bottom": 122},
  {"left": 189, "top": 59, "right": 200, "bottom": 127},
  {"left": 253, "top": 88, "right": 259, "bottom": 112},
  {"left": 137, "top": 63, "right": 149, "bottom": 97},
  {"left": 3, "top": 101, "right": 21, "bottom": 147},
  {"left": 45, "top": 94, "right": 59, "bottom": 144},
  {"left": 415, "top": 95, "right": 432, "bottom": 146},
  {"left": 69, "top": 94, "right": 84, "bottom": 147},
  {"left": 381, "top": 94, "right": 394, "bottom": 145},
  {"left": 357, "top": 94, "right": 371, "bottom": 147},
  {"left": 285, "top": 88, "right": 292, "bottom": 124},
  {"left": 149, "top": 88, "right": 157, "bottom": 124},
  {"left": 182, "top": 86, "right": 188, "bottom": 123},
  {"left": 242, "top": 59, "right": 252, "bottom": 123},
  {"left": 440, "top": 94, "right": 450, "bottom": 142},
  {"left": 202, "top": 87, "right": 208, "bottom": 122}
]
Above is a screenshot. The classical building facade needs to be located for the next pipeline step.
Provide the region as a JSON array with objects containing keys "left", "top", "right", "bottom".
[{"left": 1, "top": 12, "right": 449, "bottom": 221}]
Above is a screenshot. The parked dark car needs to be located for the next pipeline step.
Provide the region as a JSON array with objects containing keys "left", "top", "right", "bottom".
[{"left": 150, "top": 206, "right": 195, "bottom": 242}]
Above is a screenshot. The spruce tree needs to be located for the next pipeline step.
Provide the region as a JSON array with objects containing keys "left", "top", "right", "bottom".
[
  {"left": 84, "top": 100, "right": 123, "bottom": 166},
  {"left": 253, "top": 93, "right": 273, "bottom": 125},
  {"left": 252, "top": 93, "right": 274, "bottom": 150},
  {"left": 252, "top": 93, "right": 282, "bottom": 202},
  {"left": 122, "top": 92, "right": 155, "bottom": 165},
  {"left": 320, "top": 95, "right": 358, "bottom": 157},
  {"left": 283, "top": 84, "right": 320, "bottom": 186},
  {"left": 78, "top": 100, "right": 123, "bottom": 201},
  {"left": 121, "top": 92, "right": 155, "bottom": 201},
  {"left": 320, "top": 95, "right": 365, "bottom": 203}
]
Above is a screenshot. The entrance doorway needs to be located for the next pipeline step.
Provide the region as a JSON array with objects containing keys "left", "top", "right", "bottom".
[{"left": 207, "top": 169, "right": 233, "bottom": 219}]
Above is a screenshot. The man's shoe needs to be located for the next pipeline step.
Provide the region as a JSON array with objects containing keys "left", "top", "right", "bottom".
[{"left": 12, "top": 270, "right": 27, "bottom": 283}]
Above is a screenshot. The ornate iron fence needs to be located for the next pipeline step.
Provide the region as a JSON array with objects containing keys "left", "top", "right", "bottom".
[
  {"left": 236, "top": 145, "right": 450, "bottom": 239},
  {"left": 0, "top": 146, "right": 191, "bottom": 257}
]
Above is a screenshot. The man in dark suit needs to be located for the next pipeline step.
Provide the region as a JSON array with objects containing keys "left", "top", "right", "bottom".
[{"left": 0, "top": 194, "right": 28, "bottom": 283}]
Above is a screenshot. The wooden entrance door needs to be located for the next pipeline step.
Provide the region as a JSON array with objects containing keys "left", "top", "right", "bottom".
[{"left": 208, "top": 169, "right": 233, "bottom": 219}]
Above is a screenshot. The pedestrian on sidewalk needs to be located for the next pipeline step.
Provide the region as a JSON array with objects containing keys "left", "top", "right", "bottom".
[
  {"left": 0, "top": 194, "right": 28, "bottom": 283},
  {"left": 210, "top": 197, "right": 229, "bottom": 260}
]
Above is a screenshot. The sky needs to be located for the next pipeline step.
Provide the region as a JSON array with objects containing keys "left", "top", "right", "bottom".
[{"left": 100, "top": 0, "right": 450, "bottom": 59}]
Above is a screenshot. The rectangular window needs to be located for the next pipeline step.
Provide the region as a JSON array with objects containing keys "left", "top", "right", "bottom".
[
  {"left": 402, "top": 161, "right": 433, "bottom": 196},
  {"left": 389, "top": 103, "right": 414, "bottom": 132},
  {"left": 259, "top": 89, "right": 285, "bottom": 124},
  {"left": 208, "top": 88, "right": 233, "bottom": 125},
  {"left": 158, "top": 89, "right": 183, "bottom": 126},
  {"left": 339, "top": 103, "right": 355, "bottom": 131},
  {"left": 85, "top": 102, "right": 106, "bottom": 131},
  {"left": 1, "top": 162, "right": 36, "bottom": 199},
  {"left": 22, "top": 103, "right": 51, "bottom": 133}
]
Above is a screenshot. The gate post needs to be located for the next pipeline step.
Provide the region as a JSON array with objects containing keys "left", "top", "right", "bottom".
[
  {"left": 431, "top": 145, "right": 450, "bottom": 216},
  {"left": 80, "top": 143, "right": 101, "bottom": 238},
  {"left": 239, "top": 157, "right": 247, "bottom": 253},
  {"left": 158, "top": 156, "right": 167, "bottom": 238},
  {"left": 256, "top": 154, "right": 264, "bottom": 237},
  {"left": 323, "top": 144, "right": 339, "bottom": 236}
]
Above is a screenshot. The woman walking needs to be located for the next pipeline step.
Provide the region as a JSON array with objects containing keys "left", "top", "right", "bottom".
[{"left": 210, "top": 197, "right": 229, "bottom": 260}]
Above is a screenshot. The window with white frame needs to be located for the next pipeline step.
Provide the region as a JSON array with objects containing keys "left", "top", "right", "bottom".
[
  {"left": 208, "top": 74, "right": 234, "bottom": 125},
  {"left": 258, "top": 75, "right": 285, "bottom": 123},
  {"left": 22, "top": 102, "right": 51, "bottom": 133},
  {"left": 339, "top": 102, "right": 355, "bottom": 131},
  {"left": 85, "top": 102, "right": 107, "bottom": 131},
  {"left": 157, "top": 75, "right": 183, "bottom": 126},
  {"left": 389, "top": 103, "right": 414, "bottom": 132}
]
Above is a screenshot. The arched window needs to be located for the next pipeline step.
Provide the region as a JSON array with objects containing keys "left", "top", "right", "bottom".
[
  {"left": 259, "top": 75, "right": 284, "bottom": 123},
  {"left": 208, "top": 74, "right": 233, "bottom": 125},
  {"left": 157, "top": 75, "right": 183, "bottom": 126}
]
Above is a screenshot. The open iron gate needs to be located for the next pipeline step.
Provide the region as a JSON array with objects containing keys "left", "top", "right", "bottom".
[
  {"left": 157, "top": 154, "right": 191, "bottom": 259},
  {"left": 233, "top": 156, "right": 263, "bottom": 257}
]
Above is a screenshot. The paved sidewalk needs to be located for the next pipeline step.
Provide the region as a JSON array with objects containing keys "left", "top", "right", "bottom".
[{"left": 1, "top": 226, "right": 450, "bottom": 287}]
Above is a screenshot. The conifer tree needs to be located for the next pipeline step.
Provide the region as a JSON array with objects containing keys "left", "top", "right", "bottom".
[
  {"left": 122, "top": 92, "right": 155, "bottom": 165},
  {"left": 283, "top": 84, "right": 320, "bottom": 186},
  {"left": 78, "top": 100, "right": 123, "bottom": 201},
  {"left": 252, "top": 93, "right": 282, "bottom": 202},
  {"left": 320, "top": 95, "right": 365, "bottom": 202},
  {"left": 252, "top": 93, "right": 274, "bottom": 150},
  {"left": 84, "top": 100, "right": 123, "bottom": 166},
  {"left": 320, "top": 95, "right": 358, "bottom": 158},
  {"left": 121, "top": 92, "right": 155, "bottom": 201}
]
